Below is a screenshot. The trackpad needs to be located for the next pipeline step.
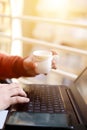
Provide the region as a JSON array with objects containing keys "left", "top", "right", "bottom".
[{"left": 6, "top": 112, "right": 71, "bottom": 128}]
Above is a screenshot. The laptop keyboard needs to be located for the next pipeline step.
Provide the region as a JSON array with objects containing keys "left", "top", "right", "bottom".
[{"left": 13, "top": 84, "right": 66, "bottom": 113}]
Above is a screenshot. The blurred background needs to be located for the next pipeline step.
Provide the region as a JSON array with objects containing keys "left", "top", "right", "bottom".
[{"left": 0, "top": 0, "right": 87, "bottom": 85}]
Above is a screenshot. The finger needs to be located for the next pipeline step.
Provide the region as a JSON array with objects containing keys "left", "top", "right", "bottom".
[
  {"left": 50, "top": 49, "right": 58, "bottom": 55},
  {"left": 0, "top": 84, "right": 13, "bottom": 88},
  {"left": 24, "top": 59, "right": 37, "bottom": 71},
  {"left": 7, "top": 83, "right": 21, "bottom": 90},
  {"left": 25, "top": 62, "right": 39, "bottom": 76},
  {"left": 28, "top": 62, "right": 38, "bottom": 70},
  {"left": 52, "top": 60, "right": 57, "bottom": 69},
  {"left": 10, "top": 87, "right": 27, "bottom": 97},
  {"left": 10, "top": 96, "right": 30, "bottom": 104}
]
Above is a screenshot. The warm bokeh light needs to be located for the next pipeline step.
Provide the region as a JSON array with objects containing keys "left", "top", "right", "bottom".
[{"left": 37, "top": 0, "right": 69, "bottom": 18}]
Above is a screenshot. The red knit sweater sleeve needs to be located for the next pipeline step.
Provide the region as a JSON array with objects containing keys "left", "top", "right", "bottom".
[{"left": 0, "top": 53, "right": 29, "bottom": 79}]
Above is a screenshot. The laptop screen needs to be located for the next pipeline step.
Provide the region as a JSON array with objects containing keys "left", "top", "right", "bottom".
[
  {"left": 70, "top": 67, "right": 87, "bottom": 125},
  {"left": 74, "top": 67, "right": 87, "bottom": 104}
]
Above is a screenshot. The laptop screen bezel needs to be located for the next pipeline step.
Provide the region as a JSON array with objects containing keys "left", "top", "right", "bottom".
[{"left": 70, "top": 67, "right": 87, "bottom": 125}]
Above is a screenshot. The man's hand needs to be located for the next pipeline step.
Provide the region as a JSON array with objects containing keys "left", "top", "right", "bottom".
[{"left": 0, "top": 83, "right": 29, "bottom": 110}]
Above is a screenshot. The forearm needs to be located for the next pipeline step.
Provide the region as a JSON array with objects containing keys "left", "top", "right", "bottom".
[{"left": 0, "top": 53, "right": 29, "bottom": 79}]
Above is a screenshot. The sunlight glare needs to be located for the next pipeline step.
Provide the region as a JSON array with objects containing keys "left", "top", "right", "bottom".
[{"left": 37, "top": 0, "right": 69, "bottom": 18}]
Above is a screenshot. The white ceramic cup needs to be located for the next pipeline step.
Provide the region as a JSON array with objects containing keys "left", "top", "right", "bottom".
[{"left": 33, "top": 50, "right": 53, "bottom": 74}]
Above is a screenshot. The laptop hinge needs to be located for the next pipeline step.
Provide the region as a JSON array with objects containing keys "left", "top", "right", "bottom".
[{"left": 66, "top": 89, "right": 83, "bottom": 124}]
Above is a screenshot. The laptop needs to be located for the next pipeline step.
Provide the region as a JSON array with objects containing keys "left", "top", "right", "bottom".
[{"left": 5, "top": 67, "right": 87, "bottom": 130}]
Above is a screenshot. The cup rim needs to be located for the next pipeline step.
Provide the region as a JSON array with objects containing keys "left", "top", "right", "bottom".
[{"left": 33, "top": 50, "right": 52, "bottom": 56}]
